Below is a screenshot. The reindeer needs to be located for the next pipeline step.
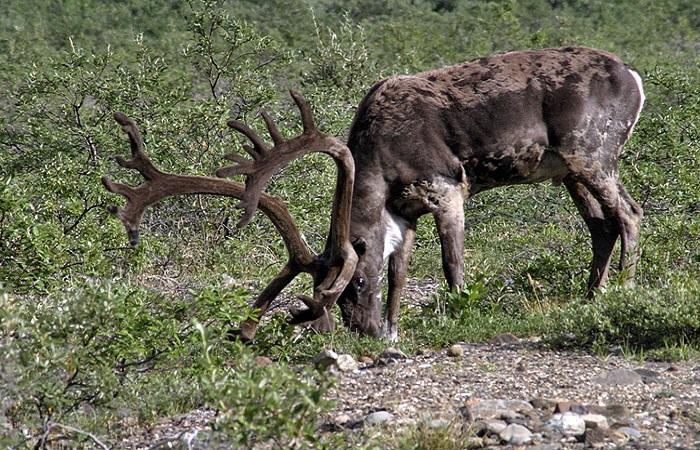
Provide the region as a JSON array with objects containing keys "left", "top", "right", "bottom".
[
  {"left": 103, "top": 46, "right": 644, "bottom": 342},
  {"left": 338, "top": 46, "right": 645, "bottom": 340}
]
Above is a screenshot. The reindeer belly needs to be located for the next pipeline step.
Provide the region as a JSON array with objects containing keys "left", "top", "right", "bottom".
[{"left": 464, "top": 141, "right": 569, "bottom": 194}]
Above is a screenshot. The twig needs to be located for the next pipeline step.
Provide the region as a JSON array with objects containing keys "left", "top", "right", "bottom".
[{"left": 36, "top": 422, "right": 109, "bottom": 450}]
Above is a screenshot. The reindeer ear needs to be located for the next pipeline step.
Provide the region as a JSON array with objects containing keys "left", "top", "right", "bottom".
[{"left": 352, "top": 237, "right": 367, "bottom": 256}]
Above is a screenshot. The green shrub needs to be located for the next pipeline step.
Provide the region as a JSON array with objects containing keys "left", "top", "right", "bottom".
[
  {"left": 197, "top": 322, "right": 335, "bottom": 449},
  {"left": 547, "top": 278, "right": 700, "bottom": 353}
]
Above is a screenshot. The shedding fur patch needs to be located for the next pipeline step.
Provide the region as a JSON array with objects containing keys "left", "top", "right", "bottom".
[{"left": 383, "top": 211, "right": 407, "bottom": 260}]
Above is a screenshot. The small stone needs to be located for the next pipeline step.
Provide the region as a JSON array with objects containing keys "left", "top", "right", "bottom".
[
  {"left": 359, "top": 355, "right": 374, "bottom": 364},
  {"left": 547, "top": 412, "right": 586, "bottom": 436},
  {"left": 489, "top": 332, "right": 519, "bottom": 345},
  {"left": 480, "top": 418, "right": 507, "bottom": 435},
  {"left": 608, "top": 345, "right": 624, "bottom": 356},
  {"left": 530, "top": 398, "right": 556, "bottom": 411},
  {"left": 617, "top": 426, "right": 642, "bottom": 441},
  {"left": 601, "top": 404, "right": 630, "bottom": 419},
  {"left": 380, "top": 347, "right": 407, "bottom": 362},
  {"left": 426, "top": 418, "right": 451, "bottom": 429},
  {"left": 335, "top": 354, "right": 358, "bottom": 371},
  {"left": 605, "top": 428, "right": 630, "bottom": 445},
  {"left": 499, "top": 423, "right": 533, "bottom": 445},
  {"left": 530, "top": 444, "right": 562, "bottom": 450},
  {"left": 254, "top": 356, "right": 273, "bottom": 367},
  {"left": 635, "top": 368, "right": 662, "bottom": 383},
  {"left": 364, "top": 411, "right": 394, "bottom": 426},
  {"left": 582, "top": 414, "right": 609, "bottom": 430},
  {"left": 312, "top": 349, "right": 338, "bottom": 370},
  {"left": 467, "top": 399, "right": 534, "bottom": 421},
  {"left": 584, "top": 427, "right": 606, "bottom": 446},
  {"left": 447, "top": 344, "right": 464, "bottom": 357},
  {"left": 334, "top": 414, "right": 352, "bottom": 426},
  {"left": 666, "top": 365, "right": 680, "bottom": 372},
  {"left": 554, "top": 401, "right": 572, "bottom": 413},
  {"left": 594, "top": 369, "right": 643, "bottom": 386},
  {"left": 570, "top": 404, "right": 588, "bottom": 414}
]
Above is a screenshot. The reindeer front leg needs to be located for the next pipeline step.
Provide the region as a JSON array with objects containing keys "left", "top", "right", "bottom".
[
  {"left": 386, "top": 224, "right": 416, "bottom": 342},
  {"left": 432, "top": 187, "right": 466, "bottom": 290}
]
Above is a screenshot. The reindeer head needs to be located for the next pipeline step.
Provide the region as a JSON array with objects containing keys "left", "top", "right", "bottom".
[{"left": 337, "top": 234, "right": 384, "bottom": 337}]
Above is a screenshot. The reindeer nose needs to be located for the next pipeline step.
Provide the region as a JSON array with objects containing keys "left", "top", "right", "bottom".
[{"left": 127, "top": 229, "right": 140, "bottom": 247}]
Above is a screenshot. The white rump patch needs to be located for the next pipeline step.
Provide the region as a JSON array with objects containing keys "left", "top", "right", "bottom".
[
  {"left": 627, "top": 68, "right": 645, "bottom": 138},
  {"left": 382, "top": 211, "right": 407, "bottom": 261}
]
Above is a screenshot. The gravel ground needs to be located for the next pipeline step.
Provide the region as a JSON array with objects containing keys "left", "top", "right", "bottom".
[
  {"left": 120, "top": 339, "right": 700, "bottom": 449},
  {"left": 328, "top": 338, "right": 700, "bottom": 449},
  {"left": 118, "top": 278, "right": 700, "bottom": 449}
]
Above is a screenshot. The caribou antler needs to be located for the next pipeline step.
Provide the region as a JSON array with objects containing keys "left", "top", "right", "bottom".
[
  {"left": 102, "top": 91, "right": 357, "bottom": 342},
  {"left": 217, "top": 91, "right": 358, "bottom": 334}
]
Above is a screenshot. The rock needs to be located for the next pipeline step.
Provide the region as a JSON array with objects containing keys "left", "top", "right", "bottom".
[
  {"left": 584, "top": 427, "right": 606, "bottom": 446},
  {"left": 594, "top": 369, "right": 643, "bottom": 386},
  {"left": 426, "top": 418, "right": 451, "bottom": 429},
  {"left": 364, "top": 411, "right": 394, "bottom": 426},
  {"left": 336, "top": 354, "right": 358, "bottom": 371},
  {"left": 588, "top": 404, "right": 630, "bottom": 420},
  {"left": 447, "top": 344, "right": 464, "bottom": 357},
  {"left": 334, "top": 414, "right": 353, "bottom": 426},
  {"left": 608, "top": 345, "right": 624, "bottom": 356},
  {"left": 379, "top": 347, "right": 407, "bottom": 363},
  {"left": 530, "top": 398, "right": 556, "bottom": 411},
  {"left": 253, "top": 356, "right": 273, "bottom": 367},
  {"left": 499, "top": 423, "right": 533, "bottom": 445},
  {"left": 489, "top": 332, "right": 519, "bottom": 345},
  {"left": 554, "top": 401, "right": 571, "bottom": 413},
  {"left": 617, "top": 426, "right": 642, "bottom": 441},
  {"left": 312, "top": 349, "right": 339, "bottom": 370},
  {"left": 605, "top": 428, "right": 631, "bottom": 445},
  {"left": 530, "top": 444, "right": 562, "bottom": 450},
  {"left": 570, "top": 404, "right": 588, "bottom": 414},
  {"left": 547, "top": 412, "right": 586, "bottom": 436},
  {"left": 582, "top": 413, "right": 609, "bottom": 430},
  {"left": 467, "top": 399, "right": 534, "bottom": 421},
  {"left": 480, "top": 418, "right": 507, "bottom": 434},
  {"left": 359, "top": 355, "right": 374, "bottom": 364},
  {"left": 635, "top": 368, "right": 662, "bottom": 383}
]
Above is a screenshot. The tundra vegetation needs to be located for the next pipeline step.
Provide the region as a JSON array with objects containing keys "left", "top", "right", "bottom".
[{"left": 1, "top": 0, "right": 699, "bottom": 447}]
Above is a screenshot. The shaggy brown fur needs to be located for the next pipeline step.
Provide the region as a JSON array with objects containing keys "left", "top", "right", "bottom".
[{"left": 339, "top": 47, "right": 644, "bottom": 339}]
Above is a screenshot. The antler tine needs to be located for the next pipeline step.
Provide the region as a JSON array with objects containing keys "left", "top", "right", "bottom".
[
  {"left": 227, "top": 120, "right": 269, "bottom": 158},
  {"left": 215, "top": 163, "right": 254, "bottom": 179},
  {"left": 112, "top": 112, "right": 161, "bottom": 181},
  {"left": 261, "top": 111, "right": 285, "bottom": 146},
  {"left": 101, "top": 176, "right": 135, "bottom": 200},
  {"left": 289, "top": 90, "right": 316, "bottom": 134},
  {"left": 223, "top": 152, "right": 250, "bottom": 164}
]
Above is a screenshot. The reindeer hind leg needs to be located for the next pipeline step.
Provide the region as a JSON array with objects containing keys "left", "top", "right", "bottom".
[
  {"left": 615, "top": 181, "right": 643, "bottom": 282},
  {"left": 563, "top": 176, "right": 619, "bottom": 297}
]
